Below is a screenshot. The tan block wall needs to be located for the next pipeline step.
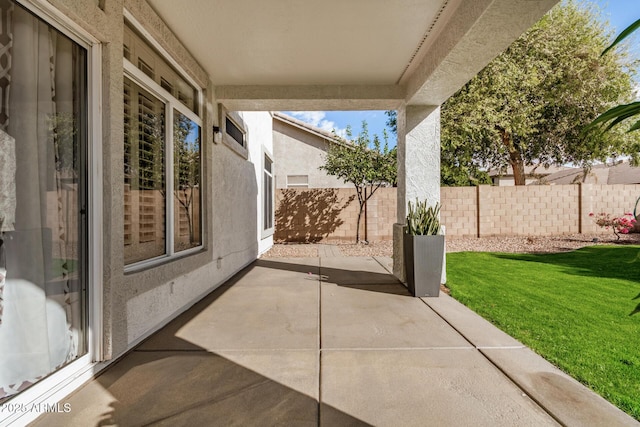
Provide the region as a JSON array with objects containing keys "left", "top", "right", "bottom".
[
  {"left": 477, "top": 185, "right": 580, "bottom": 236},
  {"left": 275, "top": 187, "right": 396, "bottom": 243},
  {"left": 364, "top": 188, "right": 397, "bottom": 241},
  {"left": 581, "top": 184, "right": 640, "bottom": 233},
  {"left": 275, "top": 184, "right": 640, "bottom": 241},
  {"left": 440, "top": 187, "right": 477, "bottom": 237}
]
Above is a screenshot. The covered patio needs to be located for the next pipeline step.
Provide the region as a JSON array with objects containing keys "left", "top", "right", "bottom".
[
  {"left": 7, "top": 0, "right": 640, "bottom": 424},
  {"left": 33, "top": 255, "right": 635, "bottom": 426}
]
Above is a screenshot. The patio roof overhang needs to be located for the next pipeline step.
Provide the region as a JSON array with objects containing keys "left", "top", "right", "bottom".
[{"left": 147, "top": 0, "right": 559, "bottom": 110}]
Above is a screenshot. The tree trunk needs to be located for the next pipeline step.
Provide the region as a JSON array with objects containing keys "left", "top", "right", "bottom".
[
  {"left": 186, "top": 206, "right": 193, "bottom": 244},
  {"left": 363, "top": 187, "right": 368, "bottom": 242},
  {"left": 501, "top": 129, "right": 526, "bottom": 185},
  {"left": 355, "top": 202, "right": 364, "bottom": 243},
  {"left": 355, "top": 184, "right": 382, "bottom": 243}
]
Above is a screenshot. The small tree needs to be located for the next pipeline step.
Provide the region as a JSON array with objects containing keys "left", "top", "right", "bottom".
[{"left": 320, "top": 122, "right": 397, "bottom": 243}]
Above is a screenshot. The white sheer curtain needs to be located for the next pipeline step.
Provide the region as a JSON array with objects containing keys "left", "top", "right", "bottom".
[{"left": 0, "top": 1, "right": 81, "bottom": 399}]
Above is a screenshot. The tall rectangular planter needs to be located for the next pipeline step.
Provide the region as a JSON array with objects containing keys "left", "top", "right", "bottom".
[{"left": 403, "top": 234, "right": 445, "bottom": 297}]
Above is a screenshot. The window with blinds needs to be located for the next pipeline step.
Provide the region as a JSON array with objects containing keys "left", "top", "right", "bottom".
[
  {"left": 123, "top": 77, "right": 166, "bottom": 264},
  {"left": 123, "top": 20, "right": 203, "bottom": 268}
]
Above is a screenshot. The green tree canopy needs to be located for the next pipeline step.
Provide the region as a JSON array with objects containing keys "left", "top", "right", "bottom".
[
  {"left": 320, "top": 122, "right": 397, "bottom": 243},
  {"left": 441, "top": 0, "right": 640, "bottom": 185},
  {"left": 586, "top": 18, "right": 640, "bottom": 165}
]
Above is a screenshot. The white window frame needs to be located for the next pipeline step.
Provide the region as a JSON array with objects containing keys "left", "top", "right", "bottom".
[
  {"left": 0, "top": 1, "right": 103, "bottom": 425},
  {"left": 262, "top": 148, "right": 275, "bottom": 238},
  {"left": 123, "top": 15, "right": 204, "bottom": 272}
]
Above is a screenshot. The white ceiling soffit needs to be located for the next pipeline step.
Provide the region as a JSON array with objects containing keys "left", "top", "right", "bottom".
[
  {"left": 148, "top": 0, "right": 454, "bottom": 86},
  {"left": 147, "top": 0, "right": 559, "bottom": 108}
]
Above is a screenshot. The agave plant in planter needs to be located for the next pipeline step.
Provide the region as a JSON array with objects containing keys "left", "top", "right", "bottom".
[{"left": 404, "top": 199, "right": 445, "bottom": 297}]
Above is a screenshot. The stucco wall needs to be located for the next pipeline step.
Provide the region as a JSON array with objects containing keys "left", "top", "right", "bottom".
[
  {"left": 272, "top": 119, "right": 351, "bottom": 189},
  {"left": 45, "top": 0, "right": 273, "bottom": 360},
  {"left": 244, "top": 111, "right": 275, "bottom": 255}
]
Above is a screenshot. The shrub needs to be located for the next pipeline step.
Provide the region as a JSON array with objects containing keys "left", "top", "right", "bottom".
[{"left": 589, "top": 212, "right": 637, "bottom": 240}]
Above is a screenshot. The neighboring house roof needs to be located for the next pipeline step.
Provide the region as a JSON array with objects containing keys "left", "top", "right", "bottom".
[
  {"left": 536, "top": 161, "right": 640, "bottom": 185},
  {"left": 488, "top": 164, "right": 574, "bottom": 178},
  {"left": 607, "top": 161, "right": 640, "bottom": 184},
  {"left": 272, "top": 112, "right": 344, "bottom": 144}
]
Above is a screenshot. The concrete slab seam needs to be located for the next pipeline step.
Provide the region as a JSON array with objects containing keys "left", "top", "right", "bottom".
[
  {"left": 319, "top": 347, "right": 474, "bottom": 352},
  {"left": 476, "top": 346, "right": 526, "bottom": 350},
  {"left": 135, "top": 348, "right": 323, "bottom": 353},
  {"left": 372, "top": 256, "right": 393, "bottom": 275},
  {"left": 417, "top": 297, "right": 477, "bottom": 348},
  {"left": 417, "top": 297, "right": 566, "bottom": 426},
  {"left": 477, "top": 348, "right": 567, "bottom": 427},
  {"left": 134, "top": 348, "right": 210, "bottom": 352}
]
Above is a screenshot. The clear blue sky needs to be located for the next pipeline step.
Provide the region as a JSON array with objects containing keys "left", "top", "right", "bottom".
[
  {"left": 593, "top": 0, "right": 640, "bottom": 32},
  {"left": 283, "top": 0, "right": 640, "bottom": 148}
]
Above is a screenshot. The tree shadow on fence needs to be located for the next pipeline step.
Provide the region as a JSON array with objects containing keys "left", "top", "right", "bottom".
[{"left": 275, "top": 189, "right": 355, "bottom": 243}]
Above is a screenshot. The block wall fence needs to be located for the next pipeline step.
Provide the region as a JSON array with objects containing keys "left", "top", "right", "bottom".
[{"left": 275, "top": 184, "right": 640, "bottom": 242}]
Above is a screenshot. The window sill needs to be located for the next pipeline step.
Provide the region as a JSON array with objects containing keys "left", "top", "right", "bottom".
[
  {"left": 124, "top": 245, "right": 205, "bottom": 274},
  {"left": 261, "top": 227, "right": 274, "bottom": 240},
  {"left": 222, "top": 134, "right": 248, "bottom": 159}
]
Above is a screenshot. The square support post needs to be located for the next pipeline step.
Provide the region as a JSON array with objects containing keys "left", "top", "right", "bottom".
[{"left": 393, "top": 105, "right": 443, "bottom": 282}]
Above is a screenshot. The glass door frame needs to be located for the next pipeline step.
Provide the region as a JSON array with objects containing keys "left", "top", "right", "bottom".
[{"left": 0, "top": 0, "right": 103, "bottom": 424}]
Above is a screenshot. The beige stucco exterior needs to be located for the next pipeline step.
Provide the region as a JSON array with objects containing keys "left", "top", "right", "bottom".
[
  {"left": 2, "top": 3, "right": 273, "bottom": 422},
  {"left": 272, "top": 114, "right": 351, "bottom": 189},
  {"left": 52, "top": 0, "right": 273, "bottom": 360}
]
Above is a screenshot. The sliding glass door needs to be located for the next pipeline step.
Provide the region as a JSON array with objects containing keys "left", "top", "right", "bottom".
[{"left": 0, "top": 0, "right": 88, "bottom": 401}]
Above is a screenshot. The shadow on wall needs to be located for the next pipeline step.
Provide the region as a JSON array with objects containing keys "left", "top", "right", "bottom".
[{"left": 275, "top": 189, "right": 355, "bottom": 243}]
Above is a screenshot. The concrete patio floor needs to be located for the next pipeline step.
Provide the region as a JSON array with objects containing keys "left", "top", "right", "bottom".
[{"left": 33, "top": 256, "right": 637, "bottom": 426}]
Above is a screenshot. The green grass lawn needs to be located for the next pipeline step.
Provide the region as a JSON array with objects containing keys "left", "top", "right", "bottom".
[{"left": 446, "top": 246, "right": 640, "bottom": 421}]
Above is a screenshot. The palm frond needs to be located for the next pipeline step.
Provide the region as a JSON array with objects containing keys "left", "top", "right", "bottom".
[
  {"left": 586, "top": 102, "right": 640, "bottom": 133},
  {"left": 602, "top": 18, "right": 640, "bottom": 56}
]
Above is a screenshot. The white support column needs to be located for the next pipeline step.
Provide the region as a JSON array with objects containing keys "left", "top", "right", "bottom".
[{"left": 393, "top": 105, "right": 442, "bottom": 281}]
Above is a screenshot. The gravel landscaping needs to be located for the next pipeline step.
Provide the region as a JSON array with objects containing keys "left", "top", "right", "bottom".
[{"left": 261, "top": 233, "right": 640, "bottom": 258}]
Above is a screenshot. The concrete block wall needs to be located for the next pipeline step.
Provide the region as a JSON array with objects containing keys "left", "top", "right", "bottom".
[
  {"left": 364, "top": 188, "right": 397, "bottom": 241},
  {"left": 477, "top": 185, "right": 580, "bottom": 236},
  {"left": 581, "top": 184, "right": 640, "bottom": 233},
  {"left": 440, "top": 187, "right": 477, "bottom": 237},
  {"left": 274, "top": 187, "right": 396, "bottom": 243},
  {"left": 275, "top": 184, "right": 640, "bottom": 241}
]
